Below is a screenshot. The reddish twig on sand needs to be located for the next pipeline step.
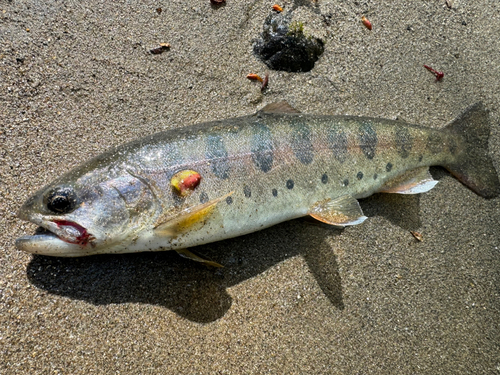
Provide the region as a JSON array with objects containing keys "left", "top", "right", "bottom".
[{"left": 424, "top": 64, "right": 444, "bottom": 81}]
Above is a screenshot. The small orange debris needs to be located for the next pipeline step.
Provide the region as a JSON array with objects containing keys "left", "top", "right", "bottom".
[
  {"left": 246, "top": 73, "right": 263, "bottom": 83},
  {"left": 410, "top": 231, "right": 423, "bottom": 242},
  {"left": 150, "top": 43, "right": 171, "bottom": 54},
  {"left": 361, "top": 16, "right": 372, "bottom": 30},
  {"left": 171, "top": 170, "right": 202, "bottom": 197},
  {"left": 272, "top": 4, "right": 283, "bottom": 12}
]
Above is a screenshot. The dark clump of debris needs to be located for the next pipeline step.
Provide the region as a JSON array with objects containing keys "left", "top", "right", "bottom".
[{"left": 253, "top": 10, "right": 324, "bottom": 73}]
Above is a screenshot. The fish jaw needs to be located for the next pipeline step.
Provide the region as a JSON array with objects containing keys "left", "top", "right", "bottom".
[
  {"left": 15, "top": 213, "right": 97, "bottom": 257},
  {"left": 15, "top": 232, "right": 95, "bottom": 257}
]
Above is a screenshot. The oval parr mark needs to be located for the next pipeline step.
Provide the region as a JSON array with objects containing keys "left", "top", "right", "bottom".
[
  {"left": 358, "top": 122, "right": 378, "bottom": 160},
  {"left": 373, "top": 173, "right": 378, "bottom": 180},
  {"left": 386, "top": 163, "right": 393, "bottom": 172},
  {"left": 321, "top": 173, "right": 328, "bottom": 184},
  {"left": 243, "top": 185, "right": 251, "bottom": 198},
  {"left": 206, "top": 134, "right": 230, "bottom": 179},
  {"left": 357, "top": 171, "right": 363, "bottom": 180},
  {"left": 272, "top": 188, "right": 278, "bottom": 197},
  {"left": 290, "top": 118, "right": 314, "bottom": 165},
  {"left": 448, "top": 137, "right": 458, "bottom": 155},
  {"left": 327, "top": 125, "right": 348, "bottom": 163},
  {"left": 251, "top": 123, "right": 274, "bottom": 173},
  {"left": 226, "top": 196, "right": 233, "bottom": 205},
  {"left": 286, "top": 179, "right": 294, "bottom": 189},
  {"left": 427, "top": 133, "right": 443, "bottom": 154},
  {"left": 343, "top": 179, "right": 349, "bottom": 186},
  {"left": 395, "top": 127, "right": 413, "bottom": 159}
]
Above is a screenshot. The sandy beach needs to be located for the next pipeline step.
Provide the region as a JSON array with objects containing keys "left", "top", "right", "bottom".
[{"left": 1, "top": 1, "right": 499, "bottom": 373}]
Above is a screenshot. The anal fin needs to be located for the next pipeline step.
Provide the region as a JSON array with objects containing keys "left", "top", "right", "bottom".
[
  {"left": 379, "top": 167, "right": 438, "bottom": 194},
  {"left": 308, "top": 195, "right": 367, "bottom": 227},
  {"left": 176, "top": 249, "right": 223, "bottom": 268}
]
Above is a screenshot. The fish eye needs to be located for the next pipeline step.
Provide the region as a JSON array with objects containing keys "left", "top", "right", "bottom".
[{"left": 45, "top": 186, "right": 78, "bottom": 214}]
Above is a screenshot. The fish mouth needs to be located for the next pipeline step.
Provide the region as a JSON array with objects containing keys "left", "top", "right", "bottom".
[
  {"left": 15, "top": 215, "right": 96, "bottom": 257},
  {"left": 49, "top": 219, "right": 94, "bottom": 245}
]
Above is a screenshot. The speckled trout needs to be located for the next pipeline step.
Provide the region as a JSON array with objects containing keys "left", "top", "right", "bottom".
[{"left": 16, "top": 102, "right": 500, "bottom": 261}]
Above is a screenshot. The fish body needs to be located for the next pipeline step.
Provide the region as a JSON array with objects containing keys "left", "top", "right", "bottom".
[{"left": 16, "top": 102, "right": 500, "bottom": 257}]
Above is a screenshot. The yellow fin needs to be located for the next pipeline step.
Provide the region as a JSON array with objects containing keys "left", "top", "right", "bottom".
[
  {"left": 154, "top": 191, "right": 233, "bottom": 235},
  {"left": 308, "top": 195, "right": 367, "bottom": 227},
  {"left": 379, "top": 167, "right": 438, "bottom": 194},
  {"left": 259, "top": 101, "right": 301, "bottom": 114},
  {"left": 176, "top": 249, "right": 223, "bottom": 268}
]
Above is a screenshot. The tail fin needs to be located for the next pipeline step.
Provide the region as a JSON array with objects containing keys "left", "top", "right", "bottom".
[{"left": 444, "top": 102, "right": 500, "bottom": 199}]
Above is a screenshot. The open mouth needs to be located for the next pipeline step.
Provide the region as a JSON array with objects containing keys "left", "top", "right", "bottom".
[
  {"left": 28, "top": 218, "right": 94, "bottom": 246},
  {"left": 16, "top": 215, "right": 96, "bottom": 256},
  {"left": 48, "top": 219, "right": 94, "bottom": 245}
]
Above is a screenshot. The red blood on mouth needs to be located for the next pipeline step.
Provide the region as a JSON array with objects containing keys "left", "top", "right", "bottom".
[{"left": 52, "top": 220, "right": 92, "bottom": 245}]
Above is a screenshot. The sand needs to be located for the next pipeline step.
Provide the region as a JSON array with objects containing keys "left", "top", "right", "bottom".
[{"left": 1, "top": 0, "right": 499, "bottom": 373}]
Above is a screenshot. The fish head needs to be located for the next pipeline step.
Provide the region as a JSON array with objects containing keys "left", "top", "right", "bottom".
[{"left": 16, "top": 167, "right": 158, "bottom": 257}]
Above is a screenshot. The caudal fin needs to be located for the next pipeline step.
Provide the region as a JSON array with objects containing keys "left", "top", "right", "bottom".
[{"left": 444, "top": 102, "right": 500, "bottom": 199}]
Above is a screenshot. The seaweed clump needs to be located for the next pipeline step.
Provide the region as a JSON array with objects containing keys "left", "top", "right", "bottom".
[{"left": 253, "top": 11, "right": 324, "bottom": 73}]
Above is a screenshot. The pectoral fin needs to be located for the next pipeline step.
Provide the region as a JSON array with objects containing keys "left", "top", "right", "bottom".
[
  {"left": 154, "top": 191, "right": 233, "bottom": 235},
  {"left": 176, "top": 249, "right": 223, "bottom": 268},
  {"left": 379, "top": 167, "right": 438, "bottom": 194},
  {"left": 308, "top": 195, "right": 367, "bottom": 227}
]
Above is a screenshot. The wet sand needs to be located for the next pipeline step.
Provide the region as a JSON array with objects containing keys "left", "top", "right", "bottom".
[{"left": 1, "top": 1, "right": 499, "bottom": 373}]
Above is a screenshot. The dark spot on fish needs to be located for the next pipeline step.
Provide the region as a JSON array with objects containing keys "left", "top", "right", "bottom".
[
  {"left": 244, "top": 185, "right": 251, "bottom": 198},
  {"left": 321, "top": 173, "right": 328, "bottom": 184},
  {"left": 373, "top": 173, "right": 378, "bottom": 180},
  {"left": 226, "top": 196, "right": 233, "bottom": 205},
  {"left": 290, "top": 118, "right": 314, "bottom": 165},
  {"left": 200, "top": 192, "right": 209, "bottom": 204},
  {"left": 251, "top": 123, "right": 274, "bottom": 173},
  {"left": 395, "top": 127, "right": 412, "bottom": 159},
  {"left": 343, "top": 179, "right": 349, "bottom": 186},
  {"left": 386, "top": 163, "right": 393, "bottom": 172},
  {"left": 286, "top": 179, "right": 294, "bottom": 189},
  {"left": 328, "top": 125, "right": 348, "bottom": 163},
  {"left": 272, "top": 188, "right": 278, "bottom": 197},
  {"left": 172, "top": 192, "right": 185, "bottom": 207},
  {"left": 357, "top": 171, "right": 363, "bottom": 180},
  {"left": 206, "top": 134, "right": 230, "bottom": 179},
  {"left": 418, "top": 155, "right": 423, "bottom": 162},
  {"left": 448, "top": 137, "right": 458, "bottom": 155},
  {"left": 358, "top": 122, "right": 377, "bottom": 160},
  {"left": 427, "top": 133, "right": 443, "bottom": 154}
]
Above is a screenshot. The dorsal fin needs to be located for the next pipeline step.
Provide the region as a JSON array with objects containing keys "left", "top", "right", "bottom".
[{"left": 259, "top": 101, "right": 301, "bottom": 114}]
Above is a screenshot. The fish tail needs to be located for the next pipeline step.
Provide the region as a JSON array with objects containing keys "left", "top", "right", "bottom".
[{"left": 444, "top": 102, "right": 500, "bottom": 198}]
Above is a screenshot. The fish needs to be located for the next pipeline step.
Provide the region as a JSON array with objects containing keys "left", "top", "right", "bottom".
[{"left": 15, "top": 102, "right": 500, "bottom": 262}]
